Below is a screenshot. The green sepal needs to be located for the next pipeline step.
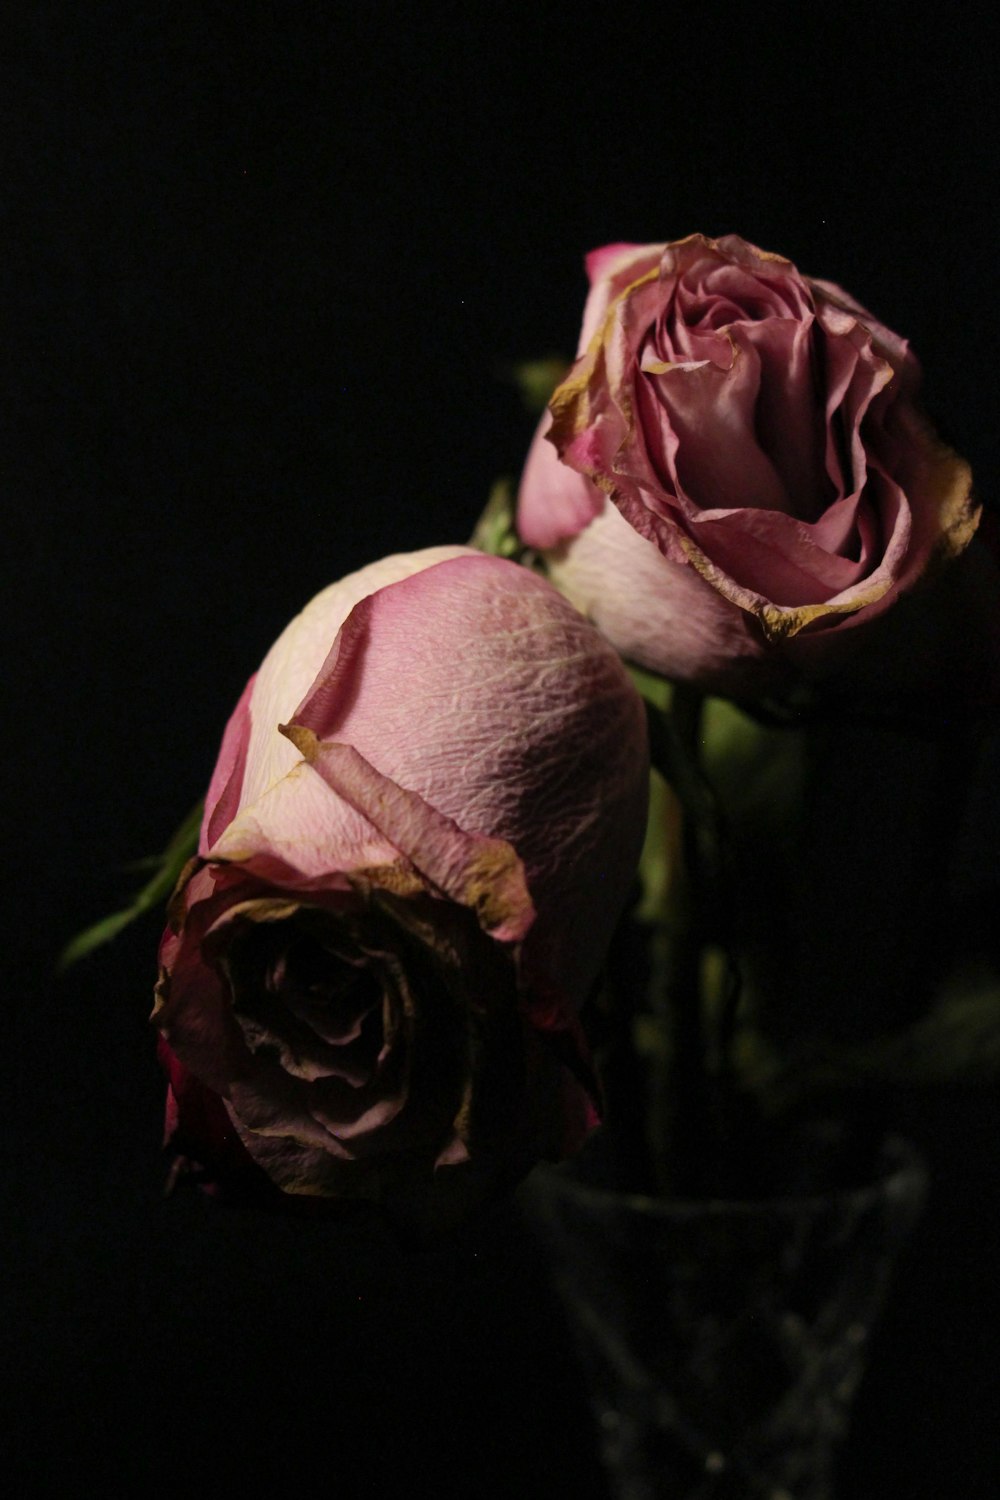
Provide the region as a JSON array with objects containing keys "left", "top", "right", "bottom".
[
  {"left": 503, "top": 355, "right": 572, "bottom": 416},
  {"left": 468, "top": 477, "right": 524, "bottom": 560}
]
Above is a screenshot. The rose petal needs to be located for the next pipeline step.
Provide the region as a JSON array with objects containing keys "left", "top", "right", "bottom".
[
  {"left": 281, "top": 551, "right": 648, "bottom": 1009},
  {"left": 580, "top": 242, "right": 664, "bottom": 351},
  {"left": 517, "top": 411, "right": 604, "bottom": 548},
  {"left": 279, "top": 729, "right": 536, "bottom": 946},
  {"left": 200, "top": 672, "right": 256, "bottom": 853},
  {"left": 545, "top": 499, "right": 777, "bottom": 696},
  {"left": 208, "top": 760, "right": 400, "bottom": 884},
  {"left": 238, "top": 545, "right": 472, "bottom": 811}
]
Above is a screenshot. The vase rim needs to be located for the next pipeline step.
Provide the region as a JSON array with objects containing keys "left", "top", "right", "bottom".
[{"left": 528, "top": 1131, "right": 928, "bottom": 1220}]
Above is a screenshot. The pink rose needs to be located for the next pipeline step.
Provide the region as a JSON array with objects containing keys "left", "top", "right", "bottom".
[
  {"left": 518, "top": 234, "right": 978, "bottom": 696},
  {"left": 152, "top": 547, "right": 649, "bottom": 1229}
]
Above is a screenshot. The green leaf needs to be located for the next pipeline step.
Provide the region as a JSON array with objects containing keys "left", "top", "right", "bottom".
[
  {"left": 58, "top": 799, "right": 204, "bottom": 971},
  {"left": 740, "top": 963, "right": 1000, "bottom": 1110},
  {"left": 701, "top": 696, "right": 806, "bottom": 836}
]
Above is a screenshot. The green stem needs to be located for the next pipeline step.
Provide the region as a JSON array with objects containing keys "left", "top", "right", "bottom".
[
  {"left": 645, "top": 686, "right": 746, "bottom": 1195},
  {"left": 662, "top": 685, "right": 714, "bottom": 1194},
  {"left": 597, "top": 904, "right": 658, "bottom": 1194}
]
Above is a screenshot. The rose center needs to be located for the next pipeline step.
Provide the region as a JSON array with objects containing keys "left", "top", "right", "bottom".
[{"left": 226, "top": 916, "right": 387, "bottom": 1086}]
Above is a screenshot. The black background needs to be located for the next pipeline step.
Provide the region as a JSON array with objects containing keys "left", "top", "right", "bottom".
[{"left": 5, "top": 4, "right": 1000, "bottom": 1495}]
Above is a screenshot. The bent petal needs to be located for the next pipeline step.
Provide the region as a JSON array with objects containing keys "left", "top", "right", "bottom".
[
  {"left": 279, "top": 728, "right": 536, "bottom": 945},
  {"left": 207, "top": 759, "right": 401, "bottom": 883}
]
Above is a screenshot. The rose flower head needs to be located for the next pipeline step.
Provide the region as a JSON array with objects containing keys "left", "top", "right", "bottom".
[
  {"left": 152, "top": 547, "right": 649, "bottom": 1232},
  {"left": 518, "top": 234, "right": 978, "bottom": 698}
]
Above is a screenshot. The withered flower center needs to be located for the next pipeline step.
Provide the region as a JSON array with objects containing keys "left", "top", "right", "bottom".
[{"left": 225, "top": 913, "right": 388, "bottom": 1086}]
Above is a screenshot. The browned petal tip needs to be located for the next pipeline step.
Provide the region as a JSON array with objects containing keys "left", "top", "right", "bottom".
[
  {"left": 463, "top": 843, "right": 534, "bottom": 941},
  {"left": 352, "top": 862, "right": 428, "bottom": 899},
  {"left": 935, "top": 448, "right": 978, "bottom": 560},
  {"left": 279, "top": 721, "right": 320, "bottom": 762},
  {"left": 150, "top": 967, "right": 169, "bottom": 1024}
]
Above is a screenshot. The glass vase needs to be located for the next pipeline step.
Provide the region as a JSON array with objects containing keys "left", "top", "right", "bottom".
[{"left": 520, "top": 1126, "right": 927, "bottom": 1500}]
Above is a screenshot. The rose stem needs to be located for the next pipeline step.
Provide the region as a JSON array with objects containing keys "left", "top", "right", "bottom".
[
  {"left": 598, "top": 893, "right": 658, "bottom": 1194},
  {"left": 666, "top": 680, "right": 749, "bottom": 1195},
  {"left": 643, "top": 687, "right": 713, "bottom": 1193}
]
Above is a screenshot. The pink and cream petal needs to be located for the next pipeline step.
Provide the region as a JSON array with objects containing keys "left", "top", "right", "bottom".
[
  {"left": 208, "top": 760, "right": 401, "bottom": 882},
  {"left": 546, "top": 501, "right": 774, "bottom": 694},
  {"left": 238, "top": 546, "right": 471, "bottom": 811},
  {"left": 279, "top": 729, "right": 536, "bottom": 946}
]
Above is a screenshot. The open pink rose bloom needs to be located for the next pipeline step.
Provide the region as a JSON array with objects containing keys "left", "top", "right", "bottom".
[
  {"left": 153, "top": 548, "right": 649, "bottom": 1228},
  {"left": 518, "top": 234, "right": 978, "bottom": 696}
]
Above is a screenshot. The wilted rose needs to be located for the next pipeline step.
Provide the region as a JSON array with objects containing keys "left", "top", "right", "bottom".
[
  {"left": 152, "top": 548, "right": 649, "bottom": 1229},
  {"left": 518, "top": 234, "right": 978, "bottom": 696}
]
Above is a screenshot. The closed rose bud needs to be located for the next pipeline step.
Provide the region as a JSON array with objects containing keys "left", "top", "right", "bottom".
[
  {"left": 152, "top": 547, "right": 649, "bottom": 1229},
  {"left": 518, "top": 234, "right": 978, "bottom": 698}
]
